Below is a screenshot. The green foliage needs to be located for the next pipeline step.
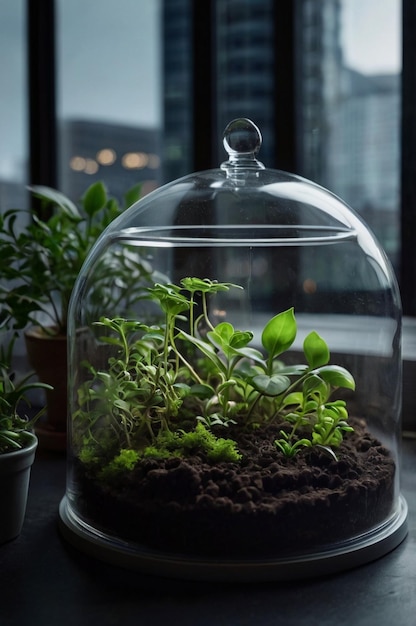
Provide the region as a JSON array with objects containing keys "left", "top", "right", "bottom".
[
  {"left": 0, "top": 333, "right": 52, "bottom": 453},
  {"left": 0, "top": 181, "right": 143, "bottom": 335},
  {"left": 74, "top": 276, "right": 356, "bottom": 471}
]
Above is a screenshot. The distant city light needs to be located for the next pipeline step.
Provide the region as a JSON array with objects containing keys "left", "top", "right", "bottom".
[
  {"left": 84, "top": 158, "right": 99, "bottom": 174},
  {"left": 96, "top": 148, "right": 116, "bottom": 165},
  {"left": 69, "top": 147, "right": 160, "bottom": 176},
  {"left": 122, "top": 152, "right": 148, "bottom": 169},
  {"left": 69, "top": 155, "right": 99, "bottom": 174},
  {"left": 70, "top": 156, "right": 87, "bottom": 171}
]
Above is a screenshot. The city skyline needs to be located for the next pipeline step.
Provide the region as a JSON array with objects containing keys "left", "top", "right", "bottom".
[{"left": 0, "top": 0, "right": 400, "bottom": 181}]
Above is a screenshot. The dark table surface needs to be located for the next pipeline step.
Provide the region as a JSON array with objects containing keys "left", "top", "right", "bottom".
[{"left": 1, "top": 436, "right": 415, "bottom": 626}]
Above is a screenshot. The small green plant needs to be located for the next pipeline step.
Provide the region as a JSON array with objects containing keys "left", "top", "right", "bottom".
[
  {"left": 74, "top": 277, "right": 355, "bottom": 469},
  {"left": 0, "top": 181, "right": 145, "bottom": 335},
  {"left": 0, "top": 333, "right": 52, "bottom": 453}
]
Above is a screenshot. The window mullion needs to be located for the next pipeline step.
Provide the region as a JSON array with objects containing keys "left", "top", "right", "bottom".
[
  {"left": 400, "top": 0, "right": 416, "bottom": 315},
  {"left": 27, "top": 0, "right": 57, "bottom": 189},
  {"left": 191, "top": 0, "right": 216, "bottom": 171}
]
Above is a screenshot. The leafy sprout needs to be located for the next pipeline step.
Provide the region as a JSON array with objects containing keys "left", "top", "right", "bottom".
[{"left": 74, "top": 277, "right": 355, "bottom": 470}]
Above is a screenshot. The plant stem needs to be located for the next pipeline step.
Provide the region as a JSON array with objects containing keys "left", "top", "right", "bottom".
[
  {"left": 169, "top": 324, "right": 203, "bottom": 384},
  {"left": 202, "top": 292, "right": 215, "bottom": 331},
  {"left": 189, "top": 293, "right": 195, "bottom": 337},
  {"left": 246, "top": 391, "right": 263, "bottom": 424}
]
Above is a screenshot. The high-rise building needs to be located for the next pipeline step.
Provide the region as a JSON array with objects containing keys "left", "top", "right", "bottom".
[
  {"left": 163, "top": 0, "right": 399, "bottom": 260},
  {"left": 215, "top": 0, "right": 275, "bottom": 166},
  {"left": 296, "top": 0, "right": 399, "bottom": 264},
  {"left": 162, "top": 0, "right": 276, "bottom": 180},
  {"left": 296, "top": 0, "right": 344, "bottom": 185},
  {"left": 162, "top": 0, "right": 193, "bottom": 183},
  {"left": 61, "top": 120, "right": 161, "bottom": 202},
  {"left": 327, "top": 71, "right": 400, "bottom": 261}
]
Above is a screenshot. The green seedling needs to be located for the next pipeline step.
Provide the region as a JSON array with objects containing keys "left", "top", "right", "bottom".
[{"left": 74, "top": 277, "right": 355, "bottom": 470}]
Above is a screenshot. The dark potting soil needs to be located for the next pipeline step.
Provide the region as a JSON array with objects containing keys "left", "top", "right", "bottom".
[{"left": 74, "top": 419, "right": 396, "bottom": 559}]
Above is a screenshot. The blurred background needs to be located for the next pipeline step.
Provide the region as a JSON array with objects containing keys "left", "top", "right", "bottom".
[{"left": 0, "top": 0, "right": 401, "bottom": 271}]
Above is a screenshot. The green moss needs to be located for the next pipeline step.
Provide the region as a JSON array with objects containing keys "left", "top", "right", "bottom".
[
  {"left": 176, "top": 423, "right": 241, "bottom": 462},
  {"left": 205, "top": 436, "right": 242, "bottom": 463},
  {"left": 78, "top": 445, "right": 102, "bottom": 468},
  {"left": 99, "top": 448, "right": 140, "bottom": 480},
  {"left": 142, "top": 445, "right": 175, "bottom": 459}
]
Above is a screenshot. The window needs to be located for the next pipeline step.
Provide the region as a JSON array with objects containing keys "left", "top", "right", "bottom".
[
  {"left": 0, "top": 0, "right": 28, "bottom": 211},
  {"left": 296, "top": 0, "right": 401, "bottom": 273},
  {"left": 1, "top": 0, "right": 411, "bottom": 312},
  {"left": 56, "top": 0, "right": 162, "bottom": 202}
]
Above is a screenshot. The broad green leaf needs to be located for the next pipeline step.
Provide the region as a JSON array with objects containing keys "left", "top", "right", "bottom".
[
  {"left": 303, "top": 331, "right": 330, "bottom": 369},
  {"left": 281, "top": 391, "right": 303, "bottom": 407},
  {"left": 228, "top": 346, "right": 265, "bottom": 365},
  {"left": 324, "top": 402, "right": 348, "bottom": 420},
  {"left": 162, "top": 296, "right": 190, "bottom": 317},
  {"left": 209, "top": 322, "right": 234, "bottom": 344},
  {"left": 141, "top": 330, "right": 165, "bottom": 343},
  {"left": 207, "top": 323, "right": 236, "bottom": 357},
  {"left": 180, "top": 277, "right": 242, "bottom": 294},
  {"left": 251, "top": 374, "right": 290, "bottom": 396},
  {"left": 179, "top": 330, "right": 226, "bottom": 375},
  {"left": 82, "top": 181, "right": 108, "bottom": 216},
  {"left": 188, "top": 383, "right": 215, "bottom": 398},
  {"left": 315, "top": 365, "right": 356, "bottom": 390},
  {"left": 304, "top": 400, "right": 319, "bottom": 413},
  {"left": 172, "top": 383, "right": 191, "bottom": 397},
  {"left": 276, "top": 364, "right": 308, "bottom": 376},
  {"left": 261, "top": 308, "right": 297, "bottom": 360},
  {"left": 234, "top": 360, "right": 264, "bottom": 377},
  {"left": 229, "top": 330, "right": 253, "bottom": 349},
  {"left": 30, "top": 185, "right": 81, "bottom": 219},
  {"left": 124, "top": 183, "right": 142, "bottom": 208},
  {"left": 303, "top": 374, "right": 328, "bottom": 400},
  {"left": 98, "top": 336, "right": 124, "bottom": 347}
]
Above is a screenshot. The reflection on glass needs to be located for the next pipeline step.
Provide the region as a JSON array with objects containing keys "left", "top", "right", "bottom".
[{"left": 296, "top": 0, "right": 401, "bottom": 271}]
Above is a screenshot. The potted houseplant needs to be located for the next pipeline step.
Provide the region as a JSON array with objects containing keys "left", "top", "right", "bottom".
[
  {"left": 0, "top": 181, "right": 144, "bottom": 448},
  {"left": 0, "top": 331, "right": 52, "bottom": 543}
]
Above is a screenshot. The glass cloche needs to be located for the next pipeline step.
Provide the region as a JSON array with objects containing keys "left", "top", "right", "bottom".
[{"left": 59, "top": 118, "right": 407, "bottom": 581}]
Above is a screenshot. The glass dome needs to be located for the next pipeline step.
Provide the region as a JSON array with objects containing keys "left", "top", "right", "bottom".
[{"left": 59, "top": 118, "right": 407, "bottom": 581}]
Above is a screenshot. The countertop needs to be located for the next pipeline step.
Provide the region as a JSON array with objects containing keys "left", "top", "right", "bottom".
[{"left": 1, "top": 437, "right": 415, "bottom": 626}]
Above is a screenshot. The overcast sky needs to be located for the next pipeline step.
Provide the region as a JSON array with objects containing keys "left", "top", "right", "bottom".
[
  {"left": 342, "top": 0, "right": 401, "bottom": 74},
  {"left": 0, "top": 0, "right": 401, "bottom": 181},
  {"left": 57, "top": 0, "right": 161, "bottom": 127}
]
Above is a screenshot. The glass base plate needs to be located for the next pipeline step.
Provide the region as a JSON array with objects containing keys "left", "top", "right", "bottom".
[{"left": 58, "top": 495, "right": 408, "bottom": 582}]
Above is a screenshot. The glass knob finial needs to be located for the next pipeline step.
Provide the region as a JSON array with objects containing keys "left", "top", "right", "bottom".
[
  {"left": 221, "top": 118, "right": 265, "bottom": 180},
  {"left": 223, "top": 118, "right": 262, "bottom": 157}
]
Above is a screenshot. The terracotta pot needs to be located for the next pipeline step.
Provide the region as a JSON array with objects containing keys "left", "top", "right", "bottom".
[
  {"left": 0, "top": 432, "right": 38, "bottom": 544},
  {"left": 24, "top": 327, "right": 67, "bottom": 451}
]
